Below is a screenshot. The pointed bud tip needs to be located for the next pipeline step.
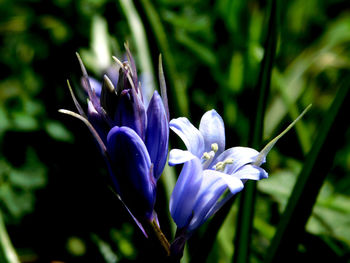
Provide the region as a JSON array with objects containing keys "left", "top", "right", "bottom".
[
  {"left": 254, "top": 104, "right": 312, "bottom": 166},
  {"left": 103, "top": 74, "right": 115, "bottom": 92},
  {"left": 75, "top": 52, "right": 87, "bottom": 76}
]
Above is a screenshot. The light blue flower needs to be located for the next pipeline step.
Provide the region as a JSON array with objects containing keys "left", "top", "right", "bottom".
[{"left": 169, "top": 110, "right": 268, "bottom": 233}]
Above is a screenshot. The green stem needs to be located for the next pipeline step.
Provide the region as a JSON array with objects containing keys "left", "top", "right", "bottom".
[
  {"left": 150, "top": 219, "right": 171, "bottom": 256},
  {"left": 0, "top": 211, "right": 20, "bottom": 263}
]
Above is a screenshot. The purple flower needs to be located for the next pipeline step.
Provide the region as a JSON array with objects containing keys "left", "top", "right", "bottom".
[
  {"left": 169, "top": 110, "right": 267, "bottom": 233},
  {"left": 60, "top": 48, "right": 169, "bottom": 225}
]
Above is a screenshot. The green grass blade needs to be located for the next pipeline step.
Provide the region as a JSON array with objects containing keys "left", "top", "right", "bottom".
[
  {"left": 139, "top": 0, "right": 189, "bottom": 117},
  {"left": 264, "top": 16, "right": 350, "bottom": 140},
  {"left": 190, "top": 197, "right": 237, "bottom": 263},
  {"left": 0, "top": 211, "right": 20, "bottom": 263},
  {"left": 264, "top": 75, "right": 350, "bottom": 263},
  {"left": 233, "top": 1, "right": 279, "bottom": 262},
  {"left": 118, "top": 0, "right": 156, "bottom": 103}
]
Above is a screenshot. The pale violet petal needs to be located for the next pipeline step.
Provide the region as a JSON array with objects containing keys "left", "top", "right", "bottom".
[
  {"left": 204, "top": 193, "right": 233, "bottom": 223},
  {"left": 233, "top": 165, "right": 268, "bottom": 181},
  {"left": 199, "top": 110, "right": 225, "bottom": 154},
  {"left": 169, "top": 149, "right": 196, "bottom": 166},
  {"left": 188, "top": 170, "right": 243, "bottom": 232},
  {"left": 189, "top": 175, "right": 226, "bottom": 231},
  {"left": 210, "top": 171, "right": 244, "bottom": 194},
  {"left": 170, "top": 158, "right": 203, "bottom": 229},
  {"left": 170, "top": 117, "right": 205, "bottom": 158},
  {"left": 212, "top": 147, "right": 260, "bottom": 174}
]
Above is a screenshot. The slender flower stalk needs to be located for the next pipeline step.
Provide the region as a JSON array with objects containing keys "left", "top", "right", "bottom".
[
  {"left": 60, "top": 47, "right": 169, "bottom": 236},
  {"left": 168, "top": 106, "right": 311, "bottom": 257}
]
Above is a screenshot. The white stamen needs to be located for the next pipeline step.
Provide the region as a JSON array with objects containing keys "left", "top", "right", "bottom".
[{"left": 201, "top": 142, "right": 221, "bottom": 169}]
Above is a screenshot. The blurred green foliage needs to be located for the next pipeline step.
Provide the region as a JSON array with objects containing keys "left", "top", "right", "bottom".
[
  {"left": 0, "top": 0, "right": 349, "bottom": 262},
  {"left": 0, "top": 149, "right": 46, "bottom": 223}
]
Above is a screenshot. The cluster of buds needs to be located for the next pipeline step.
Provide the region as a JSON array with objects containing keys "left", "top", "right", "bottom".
[{"left": 60, "top": 47, "right": 169, "bottom": 228}]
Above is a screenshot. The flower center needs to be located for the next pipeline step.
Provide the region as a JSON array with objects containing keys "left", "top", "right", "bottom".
[{"left": 201, "top": 143, "right": 218, "bottom": 169}]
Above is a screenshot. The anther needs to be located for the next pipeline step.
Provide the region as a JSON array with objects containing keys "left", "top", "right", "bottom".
[
  {"left": 224, "top": 158, "right": 234, "bottom": 164},
  {"left": 215, "top": 162, "right": 224, "bottom": 171},
  {"left": 211, "top": 143, "right": 218, "bottom": 153},
  {"left": 215, "top": 158, "right": 234, "bottom": 171},
  {"left": 202, "top": 152, "right": 211, "bottom": 160}
]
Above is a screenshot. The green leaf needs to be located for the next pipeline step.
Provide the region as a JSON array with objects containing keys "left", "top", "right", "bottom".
[
  {"left": 110, "top": 224, "right": 137, "bottom": 260},
  {"left": 119, "top": 0, "right": 156, "bottom": 104},
  {"left": 79, "top": 15, "right": 114, "bottom": 75},
  {"left": 139, "top": 0, "right": 189, "bottom": 117},
  {"left": 0, "top": 149, "right": 47, "bottom": 221},
  {"left": 234, "top": 1, "right": 279, "bottom": 262},
  {"left": 207, "top": 201, "right": 239, "bottom": 263},
  {"left": 264, "top": 73, "right": 350, "bottom": 263},
  {"left": 91, "top": 234, "right": 118, "bottom": 263},
  {"left": 11, "top": 112, "right": 38, "bottom": 131},
  {"left": 259, "top": 170, "right": 350, "bottom": 248},
  {"left": 264, "top": 15, "right": 350, "bottom": 140},
  {"left": 175, "top": 31, "right": 217, "bottom": 67},
  {"left": 44, "top": 120, "right": 74, "bottom": 142}
]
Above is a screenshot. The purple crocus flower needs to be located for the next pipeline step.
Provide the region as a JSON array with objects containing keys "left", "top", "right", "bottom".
[
  {"left": 169, "top": 110, "right": 268, "bottom": 234},
  {"left": 60, "top": 47, "right": 169, "bottom": 228}
]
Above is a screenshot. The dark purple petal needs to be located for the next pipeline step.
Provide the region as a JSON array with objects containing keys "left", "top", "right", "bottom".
[
  {"left": 87, "top": 100, "right": 110, "bottom": 144},
  {"left": 100, "top": 75, "right": 118, "bottom": 119},
  {"left": 113, "top": 88, "right": 146, "bottom": 141},
  {"left": 125, "top": 44, "right": 139, "bottom": 90},
  {"left": 76, "top": 53, "right": 102, "bottom": 115},
  {"left": 170, "top": 158, "right": 203, "bottom": 229},
  {"left": 145, "top": 91, "right": 169, "bottom": 179},
  {"left": 107, "top": 126, "right": 155, "bottom": 220}
]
